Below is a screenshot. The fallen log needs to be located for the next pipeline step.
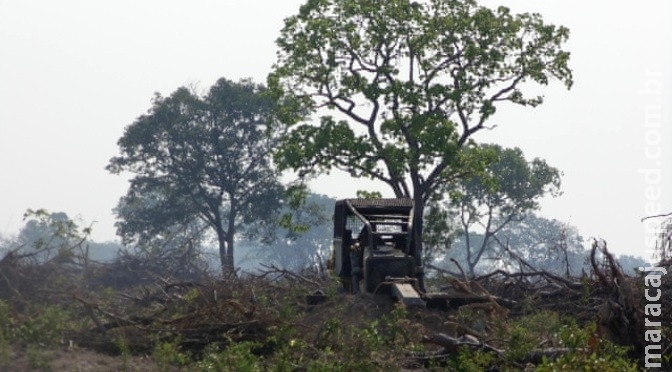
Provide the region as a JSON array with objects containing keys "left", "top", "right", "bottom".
[{"left": 419, "top": 332, "right": 584, "bottom": 366}]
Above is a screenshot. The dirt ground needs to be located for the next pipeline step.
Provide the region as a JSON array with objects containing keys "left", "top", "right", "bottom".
[{"left": 3, "top": 344, "right": 163, "bottom": 372}]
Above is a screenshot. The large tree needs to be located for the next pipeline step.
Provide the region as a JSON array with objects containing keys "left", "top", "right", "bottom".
[
  {"left": 269, "top": 0, "right": 572, "bottom": 282},
  {"left": 107, "top": 78, "right": 284, "bottom": 273}
]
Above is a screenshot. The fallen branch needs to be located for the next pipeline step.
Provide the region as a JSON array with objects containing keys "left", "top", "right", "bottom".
[
  {"left": 420, "top": 333, "right": 583, "bottom": 365},
  {"left": 450, "top": 258, "right": 469, "bottom": 281},
  {"left": 522, "top": 347, "right": 585, "bottom": 364},
  {"left": 258, "top": 263, "right": 322, "bottom": 287},
  {"left": 476, "top": 269, "right": 583, "bottom": 291},
  {"left": 422, "top": 333, "right": 502, "bottom": 354},
  {"left": 426, "top": 263, "right": 462, "bottom": 278}
]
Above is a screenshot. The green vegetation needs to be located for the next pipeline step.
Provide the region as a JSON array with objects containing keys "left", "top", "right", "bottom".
[
  {"left": 1, "top": 0, "right": 668, "bottom": 370},
  {"left": 269, "top": 0, "right": 573, "bottom": 272},
  {"left": 0, "top": 275, "right": 647, "bottom": 371},
  {"left": 107, "top": 78, "right": 286, "bottom": 274},
  {"left": 0, "top": 209, "right": 665, "bottom": 371}
]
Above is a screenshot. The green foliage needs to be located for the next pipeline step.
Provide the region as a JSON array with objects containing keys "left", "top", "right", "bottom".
[
  {"left": 270, "top": 0, "right": 572, "bottom": 270},
  {"left": 279, "top": 184, "right": 330, "bottom": 240},
  {"left": 0, "top": 299, "right": 76, "bottom": 371},
  {"left": 17, "top": 305, "right": 71, "bottom": 345},
  {"left": 558, "top": 319, "right": 592, "bottom": 349},
  {"left": 243, "top": 192, "right": 334, "bottom": 271},
  {"left": 0, "top": 300, "right": 13, "bottom": 341},
  {"left": 153, "top": 341, "right": 192, "bottom": 369},
  {"left": 447, "top": 348, "right": 495, "bottom": 371},
  {"left": 22, "top": 208, "right": 89, "bottom": 242},
  {"left": 308, "top": 307, "right": 416, "bottom": 370},
  {"left": 537, "top": 340, "right": 639, "bottom": 371},
  {"left": 26, "top": 344, "right": 54, "bottom": 371},
  {"left": 114, "top": 336, "right": 131, "bottom": 371},
  {"left": 422, "top": 200, "right": 461, "bottom": 265},
  {"left": 356, "top": 190, "right": 383, "bottom": 199},
  {"left": 14, "top": 209, "right": 92, "bottom": 264},
  {"left": 499, "top": 311, "right": 565, "bottom": 363},
  {"left": 108, "top": 78, "right": 286, "bottom": 271},
  {"left": 197, "top": 342, "right": 262, "bottom": 372},
  {"left": 506, "top": 325, "right": 537, "bottom": 362},
  {"left": 443, "top": 144, "right": 563, "bottom": 275},
  {"left": 452, "top": 145, "right": 562, "bottom": 215},
  {"left": 0, "top": 276, "right": 651, "bottom": 371},
  {"left": 0, "top": 334, "right": 8, "bottom": 368},
  {"left": 0, "top": 301, "right": 11, "bottom": 367},
  {"left": 315, "top": 318, "right": 342, "bottom": 349},
  {"left": 531, "top": 319, "right": 639, "bottom": 371},
  {"left": 270, "top": 0, "right": 572, "bottom": 206}
]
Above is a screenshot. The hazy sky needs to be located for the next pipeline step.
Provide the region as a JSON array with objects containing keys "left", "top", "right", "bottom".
[{"left": 1, "top": 1, "right": 670, "bottom": 260}]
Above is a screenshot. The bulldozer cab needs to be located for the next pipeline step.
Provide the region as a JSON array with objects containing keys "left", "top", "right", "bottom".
[{"left": 332, "top": 198, "right": 420, "bottom": 295}]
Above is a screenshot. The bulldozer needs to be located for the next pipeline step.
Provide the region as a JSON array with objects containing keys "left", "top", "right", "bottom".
[{"left": 331, "top": 198, "right": 427, "bottom": 306}]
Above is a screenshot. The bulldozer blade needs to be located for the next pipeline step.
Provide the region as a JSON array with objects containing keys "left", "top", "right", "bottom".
[{"left": 391, "top": 283, "right": 425, "bottom": 307}]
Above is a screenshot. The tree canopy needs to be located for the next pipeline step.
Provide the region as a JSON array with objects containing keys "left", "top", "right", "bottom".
[
  {"left": 269, "top": 0, "right": 573, "bottom": 281},
  {"left": 107, "top": 78, "right": 284, "bottom": 273},
  {"left": 455, "top": 145, "right": 562, "bottom": 218},
  {"left": 432, "top": 144, "right": 562, "bottom": 275},
  {"left": 270, "top": 0, "right": 571, "bottom": 197}
]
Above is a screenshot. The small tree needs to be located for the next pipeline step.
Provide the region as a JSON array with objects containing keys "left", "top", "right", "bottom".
[
  {"left": 13, "top": 209, "right": 91, "bottom": 265},
  {"left": 496, "top": 214, "right": 586, "bottom": 276},
  {"left": 450, "top": 144, "right": 561, "bottom": 276},
  {"left": 0, "top": 209, "right": 94, "bottom": 300},
  {"left": 440, "top": 214, "right": 586, "bottom": 276},
  {"left": 107, "top": 78, "right": 284, "bottom": 274}
]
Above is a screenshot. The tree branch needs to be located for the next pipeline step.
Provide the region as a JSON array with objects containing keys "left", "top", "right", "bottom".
[{"left": 641, "top": 212, "right": 672, "bottom": 222}]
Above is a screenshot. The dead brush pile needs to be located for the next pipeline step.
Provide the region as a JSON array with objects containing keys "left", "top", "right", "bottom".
[{"left": 0, "top": 241, "right": 670, "bottom": 370}]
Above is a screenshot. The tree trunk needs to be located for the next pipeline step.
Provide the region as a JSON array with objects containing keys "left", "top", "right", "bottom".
[
  {"left": 215, "top": 224, "right": 229, "bottom": 275},
  {"left": 221, "top": 199, "right": 237, "bottom": 275},
  {"left": 224, "top": 233, "right": 235, "bottom": 270},
  {"left": 467, "top": 260, "right": 477, "bottom": 278},
  {"left": 413, "top": 191, "right": 426, "bottom": 291},
  {"left": 213, "top": 206, "right": 236, "bottom": 277}
]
